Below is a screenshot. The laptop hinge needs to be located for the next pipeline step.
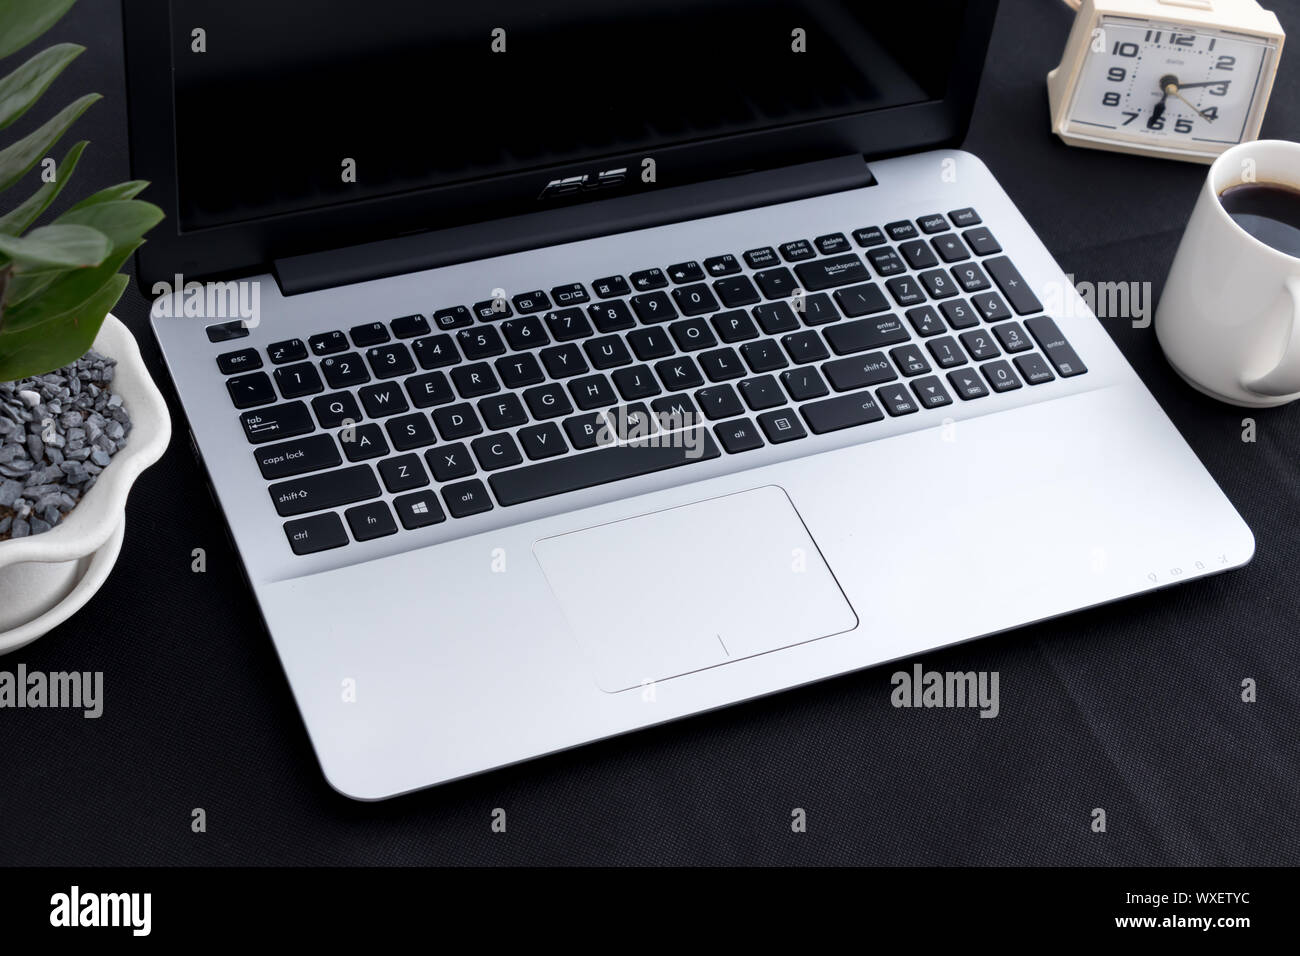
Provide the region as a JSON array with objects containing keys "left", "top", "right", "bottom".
[{"left": 273, "top": 155, "right": 875, "bottom": 295}]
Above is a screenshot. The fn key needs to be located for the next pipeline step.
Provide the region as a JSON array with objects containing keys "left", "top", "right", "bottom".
[{"left": 283, "top": 512, "right": 348, "bottom": 555}]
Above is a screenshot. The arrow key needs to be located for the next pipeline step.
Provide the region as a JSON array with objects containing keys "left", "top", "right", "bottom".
[
  {"left": 875, "top": 385, "right": 919, "bottom": 416},
  {"left": 946, "top": 369, "right": 990, "bottom": 400},
  {"left": 910, "top": 376, "right": 952, "bottom": 409}
]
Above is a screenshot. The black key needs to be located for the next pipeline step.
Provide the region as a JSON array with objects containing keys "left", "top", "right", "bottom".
[
  {"left": 650, "top": 392, "right": 699, "bottom": 427},
  {"left": 992, "top": 322, "right": 1033, "bottom": 354},
  {"left": 341, "top": 422, "right": 389, "bottom": 461},
  {"left": 351, "top": 322, "right": 389, "bottom": 347},
  {"left": 753, "top": 302, "right": 800, "bottom": 335},
  {"left": 394, "top": 489, "right": 446, "bottom": 529},
  {"left": 445, "top": 480, "right": 496, "bottom": 520},
  {"left": 541, "top": 343, "right": 589, "bottom": 378},
  {"left": 551, "top": 283, "right": 589, "bottom": 306},
  {"left": 754, "top": 267, "right": 797, "bottom": 299},
  {"left": 512, "top": 290, "right": 550, "bottom": 314},
  {"left": 940, "top": 299, "right": 979, "bottom": 329},
  {"left": 433, "top": 402, "right": 483, "bottom": 438},
  {"left": 696, "top": 384, "right": 745, "bottom": 420},
  {"left": 218, "top": 348, "right": 262, "bottom": 375},
  {"left": 739, "top": 340, "right": 788, "bottom": 373},
  {"left": 758, "top": 408, "right": 807, "bottom": 443},
  {"left": 919, "top": 268, "right": 959, "bottom": 300},
  {"left": 779, "top": 239, "right": 816, "bottom": 262},
  {"left": 391, "top": 314, "right": 431, "bottom": 339},
  {"left": 426, "top": 442, "right": 475, "bottom": 481},
  {"left": 823, "top": 352, "right": 897, "bottom": 391},
  {"left": 502, "top": 316, "right": 549, "bottom": 350},
  {"left": 825, "top": 314, "right": 909, "bottom": 354},
  {"left": 959, "top": 329, "right": 1000, "bottom": 361},
  {"left": 359, "top": 382, "right": 410, "bottom": 418},
  {"left": 564, "top": 412, "right": 612, "bottom": 450},
  {"left": 451, "top": 362, "right": 500, "bottom": 398},
  {"left": 309, "top": 330, "right": 348, "bottom": 356},
  {"left": 631, "top": 290, "right": 676, "bottom": 324},
  {"left": 712, "top": 309, "right": 759, "bottom": 342},
  {"left": 496, "top": 352, "right": 546, "bottom": 389},
  {"left": 612, "top": 364, "right": 661, "bottom": 400},
  {"left": 629, "top": 268, "right": 668, "bottom": 291},
  {"left": 413, "top": 334, "right": 459, "bottom": 369},
  {"left": 739, "top": 375, "right": 785, "bottom": 411},
  {"left": 981, "top": 360, "right": 1022, "bottom": 393},
  {"left": 833, "top": 283, "right": 889, "bottom": 318},
  {"left": 852, "top": 226, "right": 887, "bottom": 247},
  {"left": 899, "top": 239, "right": 939, "bottom": 270},
  {"left": 781, "top": 366, "right": 829, "bottom": 401},
  {"left": 907, "top": 306, "right": 946, "bottom": 337},
  {"left": 671, "top": 283, "right": 719, "bottom": 316},
  {"left": 228, "top": 372, "right": 277, "bottom": 408},
  {"left": 367, "top": 343, "right": 415, "bottom": 379},
  {"left": 268, "top": 339, "right": 308, "bottom": 364},
  {"left": 458, "top": 326, "right": 506, "bottom": 360},
  {"left": 321, "top": 352, "right": 370, "bottom": 389},
  {"left": 794, "top": 253, "right": 870, "bottom": 292},
  {"left": 885, "top": 220, "right": 917, "bottom": 242},
  {"left": 473, "top": 298, "right": 512, "bottom": 322},
  {"left": 585, "top": 335, "right": 633, "bottom": 369},
  {"left": 568, "top": 374, "right": 618, "bottom": 410},
  {"left": 704, "top": 254, "right": 741, "bottom": 277},
  {"left": 472, "top": 433, "right": 523, "bottom": 471},
  {"left": 523, "top": 383, "right": 574, "bottom": 419},
  {"left": 433, "top": 305, "right": 473, "bottom": 330},
  {"left": 670, "top": 318, "right": 718, "bottom": 351},
  {"left": 815, "top": 233, "right": 851, "bottom": 255},
  {"left": 378, "top": 453, "right": 430, "bottom": 492},
  {"left": 974, "top": 292, "right": 1013, "bottom": 323},
  {"left": 274, "top": 362, "right": 324, "bottom": 399},
  {"left": 931, "top": 233, "right": 970, "bottom": 263},
  {"left": 876, "top": 384, "right": 919, "bottom": 416},
  {"left": 885, "top": 276, "right": 926, "bottom": 307},
  {"left": 206, "top": 320, "right": 248, "bottom": 343},
  {"left": 269, "top": 464, "right": 381, "bottom": 516},
  {"left": 627, "top": 327, "right": 674, "bottom": 360},
  {"left": 592, "top": 275, "right": 631, "bottom": 298},
  {"left": 241, "top": 401, "right": 314, "bottom": 443},
  {"left": 1014, "top": 352, "right": 1056, "bottom": 385},
  {"left": 949, "top": 207, "right": 981, "bottom": 227},
  {"left": 587, "top": 299, "right": 636, "bottom": 333},
  {"left": 478, "top": 393, "right": 528, "bottom": 430},
  {"left": 284, "top": 512, "right": 348, "bottom": 555},
  {"left": 947, "top": 368, "right": 990, "bottom": 400},
  {"left": 963, "top": 227, "right": 1001, "bottom": 256},
  {"left": 800, "top": 292, "right": 839, "bottom": 326},
  {"left": 889, "top": 343, "right": 931, "bottom": 376},
  {"left": 385, "top": 413, "right": 438, "bottom": 450},
  {"left": 951, "top": 262, "right": 991, "bottom": 294},
  {"left": 344, "top": 501, "right": 397, "bottom": 540},
  {"left": 312, "top": 391, "right": 363, "bottom": 428},
  {"left": 782, "top": 329, "right": 830, "bottom": 365},
  {"left": 801, "top": 391, "right": 885, "bottom": 434},
  {"left": 666, "top": 261, "right": 704, "bottom": 283},
  {"left": 715, "top": 418, "right": 764, "bottom": 453},
  {"left": 917, "top": 214, "right": 949, "bottom": 235},
  {"left": 1024, "top": 316, "right": 1087, "bottom": 376},
  {"left": 866, "top": 247, "right": 906, "bottom": 278},
  {"left": 544, "top": 307, "right": 593, "bottom": 341},
  {"left": 406, "top": 371, "right": 455, "bottom": 408},
  {"left": 925, "top": 336, "right": 966, "bottom": 370},
  {"left": 518, "top": 422, "right": 567, "bottom": 460},
  {"left": 985, "top": 257, "right": 1043, "bottom": 315},
  {"left": 489, "top": 428, "right": 721, "bottom": 506},
  {"left": 655, "top": 356, "right": 704, "bottom": 389},
  {"left": 911, "top": 376, "right": 953, "bottom": 409},
  {"left": 255, "top": 434, "right": 341, "bottom": 480},
  {"left": 743, "top": 247, "right": 778, "bottom": 269}
]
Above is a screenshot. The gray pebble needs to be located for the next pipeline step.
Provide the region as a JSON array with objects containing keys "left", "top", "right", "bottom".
[{"left": 10, "top": 518, "right": 29, "bottom": 537}]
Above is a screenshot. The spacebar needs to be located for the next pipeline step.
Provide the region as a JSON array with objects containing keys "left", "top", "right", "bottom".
[{"left": 490, "top": 429, "right": 720, "bottom": 506}]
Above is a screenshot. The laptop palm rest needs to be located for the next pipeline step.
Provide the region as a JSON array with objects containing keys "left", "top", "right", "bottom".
[{"left": 532, "top": 486, "right": 859, "bottom": 693}]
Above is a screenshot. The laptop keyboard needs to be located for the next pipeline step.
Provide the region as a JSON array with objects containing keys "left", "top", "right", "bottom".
[{"left": 209, "top": 207, "right": 1088, "bottom": 556}]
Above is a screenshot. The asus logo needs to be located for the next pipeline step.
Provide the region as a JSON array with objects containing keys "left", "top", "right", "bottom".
[{"left": 538, "top": 166, "right": 627, "bottom": 200}]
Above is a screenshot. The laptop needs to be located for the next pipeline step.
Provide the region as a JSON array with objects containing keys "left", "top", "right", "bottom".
[{"left": 124, "top": 0, "right": 1253, "bottom": 799}]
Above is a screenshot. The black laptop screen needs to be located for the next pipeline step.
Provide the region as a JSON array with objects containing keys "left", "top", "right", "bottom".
[{"left": 169, "top": 0, "right": 968, "bottom": 232}]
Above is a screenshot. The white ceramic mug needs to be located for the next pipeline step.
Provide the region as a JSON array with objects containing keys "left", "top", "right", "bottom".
[{"left": 1156, "top": 139, "right": 1300, "bottom": 408}]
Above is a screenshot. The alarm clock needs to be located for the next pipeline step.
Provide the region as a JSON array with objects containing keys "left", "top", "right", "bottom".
[{"left": 1047, "top": 0, "right": 1285, "bottom": 162}]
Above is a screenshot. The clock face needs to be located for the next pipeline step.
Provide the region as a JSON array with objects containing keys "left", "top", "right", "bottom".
[{"left": 1066, "top": 18, "right": 1277, "bottom": 152}]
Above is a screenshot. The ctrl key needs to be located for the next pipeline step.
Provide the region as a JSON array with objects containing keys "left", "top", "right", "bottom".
[{"left": 283, "top": 512, "right": 348, "bottom": 555}]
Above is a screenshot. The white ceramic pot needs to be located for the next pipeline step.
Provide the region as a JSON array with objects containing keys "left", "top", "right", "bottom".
[{"left": 0, "top": 314, "right": 171, "bottom": 653}]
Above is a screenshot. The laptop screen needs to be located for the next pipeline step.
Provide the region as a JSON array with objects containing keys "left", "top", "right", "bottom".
[{"left": 170, "top": 0, "right": 969, "bottom": 232}]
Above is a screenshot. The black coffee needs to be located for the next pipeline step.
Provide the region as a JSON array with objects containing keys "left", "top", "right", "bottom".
[{"left": 1220, "top": 183, "right": 1300, "bottom": 258}]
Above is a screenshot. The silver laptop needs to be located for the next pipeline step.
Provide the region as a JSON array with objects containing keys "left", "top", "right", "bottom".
[{"left": 125, "top": 0, "right": 1253, "bottom": 799}]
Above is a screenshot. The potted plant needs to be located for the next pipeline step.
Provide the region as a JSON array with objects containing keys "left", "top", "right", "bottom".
[{"left": 0, "top": 0, "right": 170, "bottom": 652}]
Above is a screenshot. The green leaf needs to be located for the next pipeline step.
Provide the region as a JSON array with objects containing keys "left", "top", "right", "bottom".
[
  {"left": 65, "top": 179, "right": 149, "bottom": 213},
  {"left": 0, "top": 0, "right": 78, "bottom": 61},
  {"left": 0, "top": 140, "right": 85, "bottom": 236},
  {"left": 0, "top": 91, "right": 98, "bottom": 194},
  {"left": 0, "top": 42, "right": 83, "bottom": 130},
  {"left": 54, "top": 197, "right": 164, "bottom": 247},
  {"left": 4, "top": 238, "right": 139, "bottom": 323},
  {"left": 0, "top": 222, "right": 108, "bottom": 268},
  {"left": 0, "top": 272, "right": 124, "bottom": 380}
]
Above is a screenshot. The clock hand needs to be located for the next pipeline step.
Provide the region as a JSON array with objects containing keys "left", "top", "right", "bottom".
[
  {"left": 1171, "top": 88, "right": 1217, "bottom": 121},
  {"left": 1157, "top": 75, "right": 1216, "bottom": 122},
  {"left": 1175, "top": 81, "right": 1227, "bottom": 90}
]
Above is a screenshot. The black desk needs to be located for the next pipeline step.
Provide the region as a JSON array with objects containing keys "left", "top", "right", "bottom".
[{"left": 4, "top": 0, "right": 1297, "bottom": 865}]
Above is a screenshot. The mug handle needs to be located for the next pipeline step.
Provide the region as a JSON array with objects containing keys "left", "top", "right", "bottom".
[{"left": 1245, "top": 276, "right": 1300, "bottom": 398}]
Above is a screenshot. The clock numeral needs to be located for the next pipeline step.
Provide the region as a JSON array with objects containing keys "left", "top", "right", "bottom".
[
  {"left": 1102, "top": 91, "right": 1121, "bottom": 107},
  {"left": 1215, "top": 55, "right": 1236, "bottom": 71},
  {"left": 1112, "top": 41, "right": 1139, "bottom": 58},
  {"left": 1209, "top": 81, "right": 1231, "bottom": 96},
  {"left": 1175, "top": 117, "right": 1193, "bottom": 134},
  {"left": 1148, "top": 116, "right": 1165, "bottom": 131},
  {"left": 1202, "top": 106, "right": 1219, "bottom": 120},
  {"left": 1144, "top": 30, "right": 1161, "bottom": 44},
  {"left": 1170, "top": 33, "right": 1194, "bottom": 47},
  {"left": 1121, "top": 111, "right": 1139, "bottom": 126},
  {"left": 1107, "top": 67, "right": 1126, "bottom": 82}
]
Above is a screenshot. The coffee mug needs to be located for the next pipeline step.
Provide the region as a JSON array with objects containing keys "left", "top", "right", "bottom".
[{"left": 1156, "top": 139, "right": 1300, "bottom": 408}]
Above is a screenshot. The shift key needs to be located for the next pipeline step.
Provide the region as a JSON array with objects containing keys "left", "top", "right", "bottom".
[{"left": 269, "top": 464, "right": 381, "bottom": 516}]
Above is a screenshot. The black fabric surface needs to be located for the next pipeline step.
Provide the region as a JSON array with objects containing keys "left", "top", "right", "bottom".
[{"left": 2, "top": 0, "right": 1297, "bottom": 866}]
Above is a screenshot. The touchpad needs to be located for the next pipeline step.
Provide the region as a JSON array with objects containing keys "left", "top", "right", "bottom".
[{"left": 533, "top": 486, "right": 858, "bottom": 692}]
